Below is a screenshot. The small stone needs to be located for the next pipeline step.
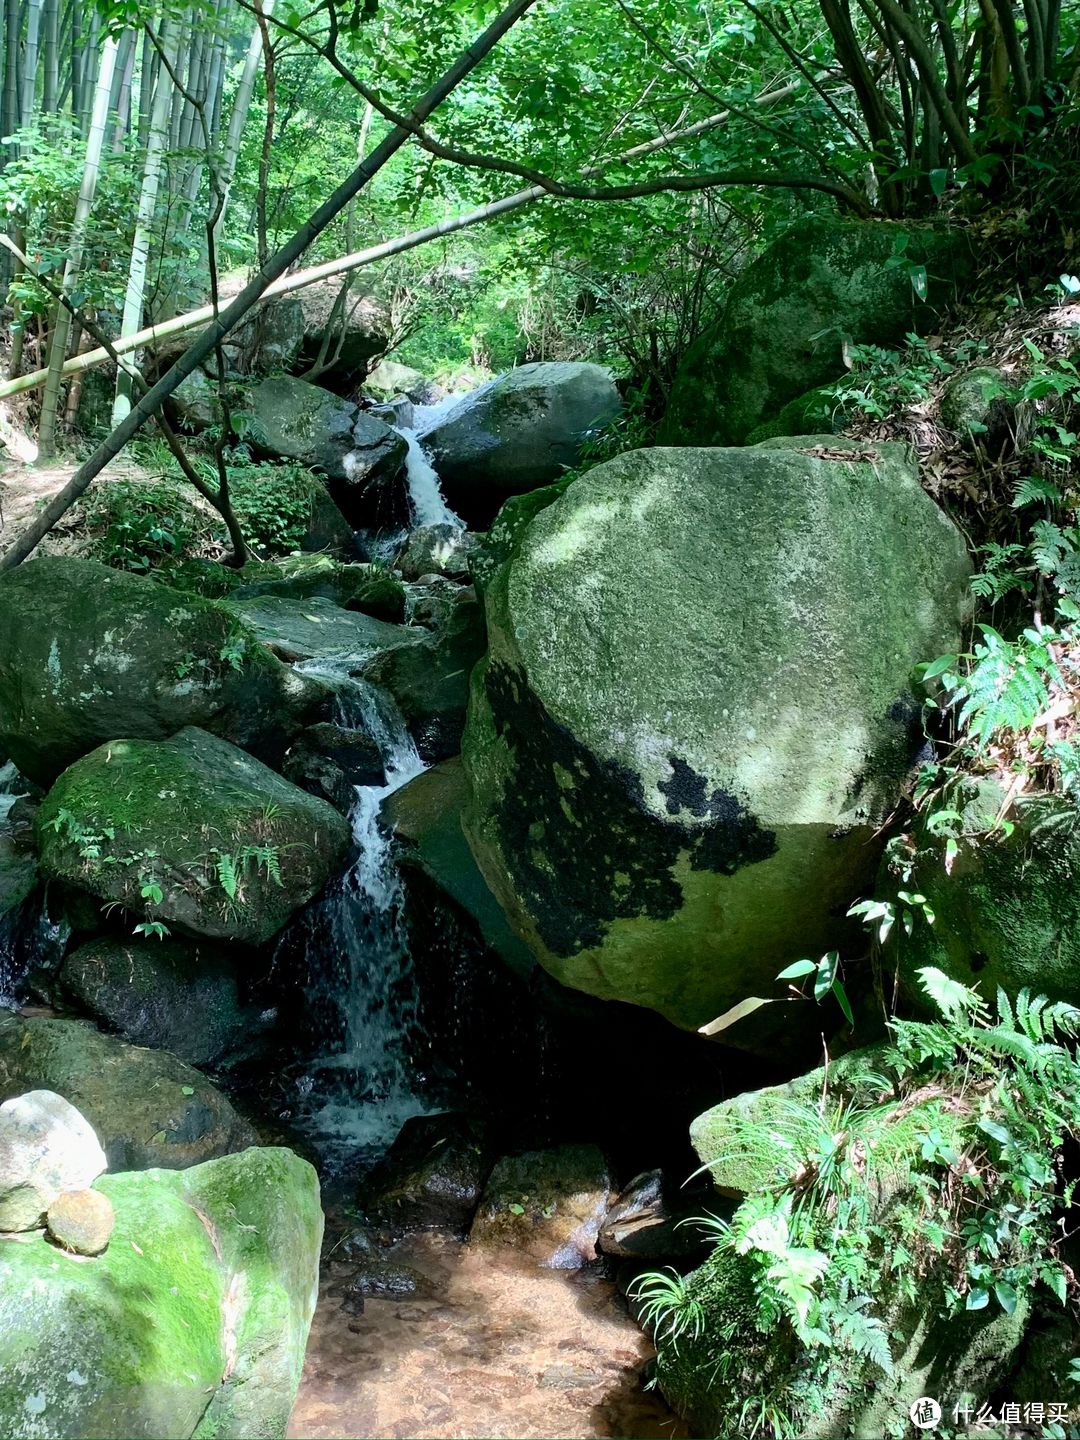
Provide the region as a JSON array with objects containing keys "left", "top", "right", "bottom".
[
  {"left": 46, "top": 1188, "right": 115, "bottom": 1256},
  {"left": 0, "top": 1091, "right": 107, "bottom": 1232}
]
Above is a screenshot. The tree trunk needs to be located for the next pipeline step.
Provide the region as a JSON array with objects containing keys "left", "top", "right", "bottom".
[
  {"left": 36, "top": 35, "right": 118, "bottom": 457},
  {"left": 110, "top": 15, "right": 178, "bottom": 426},
  {"left": 212, "top": 0, "right": 275, "bottom": 246},
  {"left": 41, "top": 0, "right": 57, "bottom": 112}
]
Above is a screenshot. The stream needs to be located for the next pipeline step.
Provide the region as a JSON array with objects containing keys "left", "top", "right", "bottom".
[{"left": 279, "top": 416, "right": 682, "bottom": 1439}]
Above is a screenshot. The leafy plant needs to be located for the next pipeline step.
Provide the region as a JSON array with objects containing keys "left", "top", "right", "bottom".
[{"left": 629, "top": 1268, "right": 706, "bottom": 1350}]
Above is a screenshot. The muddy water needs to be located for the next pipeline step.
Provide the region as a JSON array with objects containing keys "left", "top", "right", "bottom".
[{"left": 289, "top": 1232, "right": 686, "bottom": 1440}]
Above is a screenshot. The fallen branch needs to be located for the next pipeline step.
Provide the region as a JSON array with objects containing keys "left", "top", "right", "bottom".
[{"left": 0, "top": 86, "right": 802, "bottom": 404}]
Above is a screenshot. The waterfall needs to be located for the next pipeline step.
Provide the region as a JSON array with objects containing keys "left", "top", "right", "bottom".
[
  {"left": 291, "top": 662, "right": 431, "bottom": 1166},
  {"left": 393, "top": 425, "right": 463, "bottom": 531}
]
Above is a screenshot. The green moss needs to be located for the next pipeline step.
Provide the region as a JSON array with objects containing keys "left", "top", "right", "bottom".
[
  {"left": 660, "top": 218, "right": 972, "bottom": 446},
  {"left": 36, "top": 727, "right": 349, "bottom": 945},
  {"left": 0, "top": 1148, "right": 321, "bottom": 1440}
]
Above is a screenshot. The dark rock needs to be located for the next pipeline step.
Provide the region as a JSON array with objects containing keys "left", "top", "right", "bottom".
[
  {"left": 598, "top": 1170, "right": 718, "bottom": 1260},
  {"left": 361, "top": 1112, "right": 494, "bottom": 1236},
  {"left": 228, "top": 593, "right": 417, "bottom": 665},
  {"left": 284, "top": 722, "right": 385, "bottom": 813},
  {"left": 395, "top": 524, "right": 477, "bottom": 582},
  {"left": 58, "top": 936, "right": 256, "bottom": 1068},
  {"left": 364, "top": 589, "right": 486, "bottom": 762},
  {"left": 341, "top": 1258, "right": 438, "bottom": 1313}
]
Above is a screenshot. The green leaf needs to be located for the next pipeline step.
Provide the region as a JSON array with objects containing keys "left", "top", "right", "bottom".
[
  {"left": 994, "top": 1281, "right": 1018, "bottom": 1315},
  {"left": 813, "top": 951, "right": 839, "bottom": 1002},
  {"left": 928, "top": 167, "right": 948, "bottom": 197},
  {"left": 966, "top": 1287, "right": 989, "bottom": 1310},
  {"left": 508, "top": 1203, "right": 525, "bottom": 1216},
  {"left": 977, "top": 1117, "right": 1011, "bottom": 1145},
  {"left": 777, "top": 959, "right": 818, "bottom": 980},
  {"left": 181, "top": 1085, "right": 195, "bottom": 1096},
  {"left": 909, "top": 265, "right": 928, "bottom": 301},
  {"left": 832, "top": 979, "right": 855, "bottom": 1028}
]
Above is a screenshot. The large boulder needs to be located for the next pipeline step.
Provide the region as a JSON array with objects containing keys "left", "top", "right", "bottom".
[
  {"left": 890, "top": 783, "right": 1080, "bottom": 1005},
  {"left": 0, "top": 1013, "right": 254, "bottom": 1171},
  {"left": 661, "top": 218, "right": 972, "bottom": 446},
  {"left": 36, "top": 728, "right": 350, "bottom": 945},
  {"left": 245, "top": 375, "right": 406, "bottom": 493},
  {"left": 0, "top": 1146, "right": 322, "bottom": 1440},
  {"left": 0, "top": 556, "right": 318, "bottom": 787},
  {"left": 296, "top": 276, "right": 389, "bottom": 380},
  {"left": 461, "top": 441, "right": 970, "bottom": 1043},
  {"left": 0, "top": 1089, "right": 107, "bottom": 1231},
  {"left": 58, "top": 936, "right": 256, "bottom": 1068},
  {"left": 424, "top": 362, "right": 621, "bottom": 526}
]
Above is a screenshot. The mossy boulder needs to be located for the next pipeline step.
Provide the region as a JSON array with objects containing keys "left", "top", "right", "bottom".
[
  {"left": 744, "top": 384, "right": 841, "bottom": 444},
  {"left": 0, "top": 556, "right": 318, "bottom": 786},
  {"left": 233, "top": 465, "right": 358, "bottom": 560},
  {"left": 664, "top": 1050, "right": 1028, "bottom": 1435},
  {"left": 690, "top": 1046, "right": 895, "bottom": 1197},
  {"left": 424, "top": 362, "right": 621, "bottom": 527},
  {"left": 0, "top": 1146, "right": 321, "bottom": 1439},
  {"left": 661, "top": 217, "right": 972, "bottom": 445},
  {"left": 656, "top": 1239, "right": 1028, "bottom": 1439},
  {"left": 58, "top": 936, "right": 257, "bottom": 1067},
  {"left": 36, "top": 728, "right": 350, "bottom": 945},
  {"left": 0, "top": 1012, "right": 254, "bottom": 1171},
  {"left": 939, "top": 364, "right": 1014, "bottom": 453},
  {"left": 461, "top": 442, "right": 970, "bottom": 1045},
  {"left": 890, "top": 783, "right": 1080, "bottom": 1005},
  {"left": 231, "top": 554, "right": 407, "bottom": 621}
]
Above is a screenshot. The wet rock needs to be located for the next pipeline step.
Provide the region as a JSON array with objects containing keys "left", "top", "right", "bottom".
[
  {"left": 0, "top": 1090, "right": 107, "bottom": 1232},
  {"left": 361, "top": 1112, "right": 494, "bottom": 1235},
  {"left": 598, "top": 1170, "right": 716, "bottom": 1260},
  {"left": 45, "top": 1186, "right": 115, "bottom": 1255},
  {"left": 36, "top": 727, "right": 350, "bottom": 946},
  {"left": 58, "top": 936, "right": 255, "bottom": 1068},
  {"left": 335, "top": 412, "right": 411, "bottom": 529},
  {"left": 365, "top": 589, "right": 486, "bottom": 762},
  {"left": 382, "top": 758, "right": 535, "bottom": 980},
  {"left": 0, "top": 556, "right": 321, "bottom": 786},
  {"left": 285, "top": 721, "right": 385, "bottom": 812},
  {"left": 341, "top": 1258, "right": 438, "bottom": 1313},
  {"left": 425, "top": 362, "right": 621, "bottom": 526},
  {"left": 0, "top": 832, "right": 35, "bottom": 928},
  {"left": 395, "top": 524, "right": 477, "bottom": 581},
  {"left": 469, "top": 1142, "right": 614, "bottom": 1269},
  {"left": 228, "top": 592, "right": 417, "bottom": 664}
]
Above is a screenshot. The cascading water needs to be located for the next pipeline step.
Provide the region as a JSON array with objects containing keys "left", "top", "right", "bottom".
[
  {"left": 393, "top": 427, "right": 462, "bottom": 531},
  {"left": 289, "top": 661, "right": 432, "bottom": 1167}
]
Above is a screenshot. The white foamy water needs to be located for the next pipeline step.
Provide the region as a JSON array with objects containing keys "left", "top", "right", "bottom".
[
  {"left": 292, "top": 662, "right": 431, "bottom": 1163},
  {"left": 393, "top": 425, "right": 462, "bottom": 531}
]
